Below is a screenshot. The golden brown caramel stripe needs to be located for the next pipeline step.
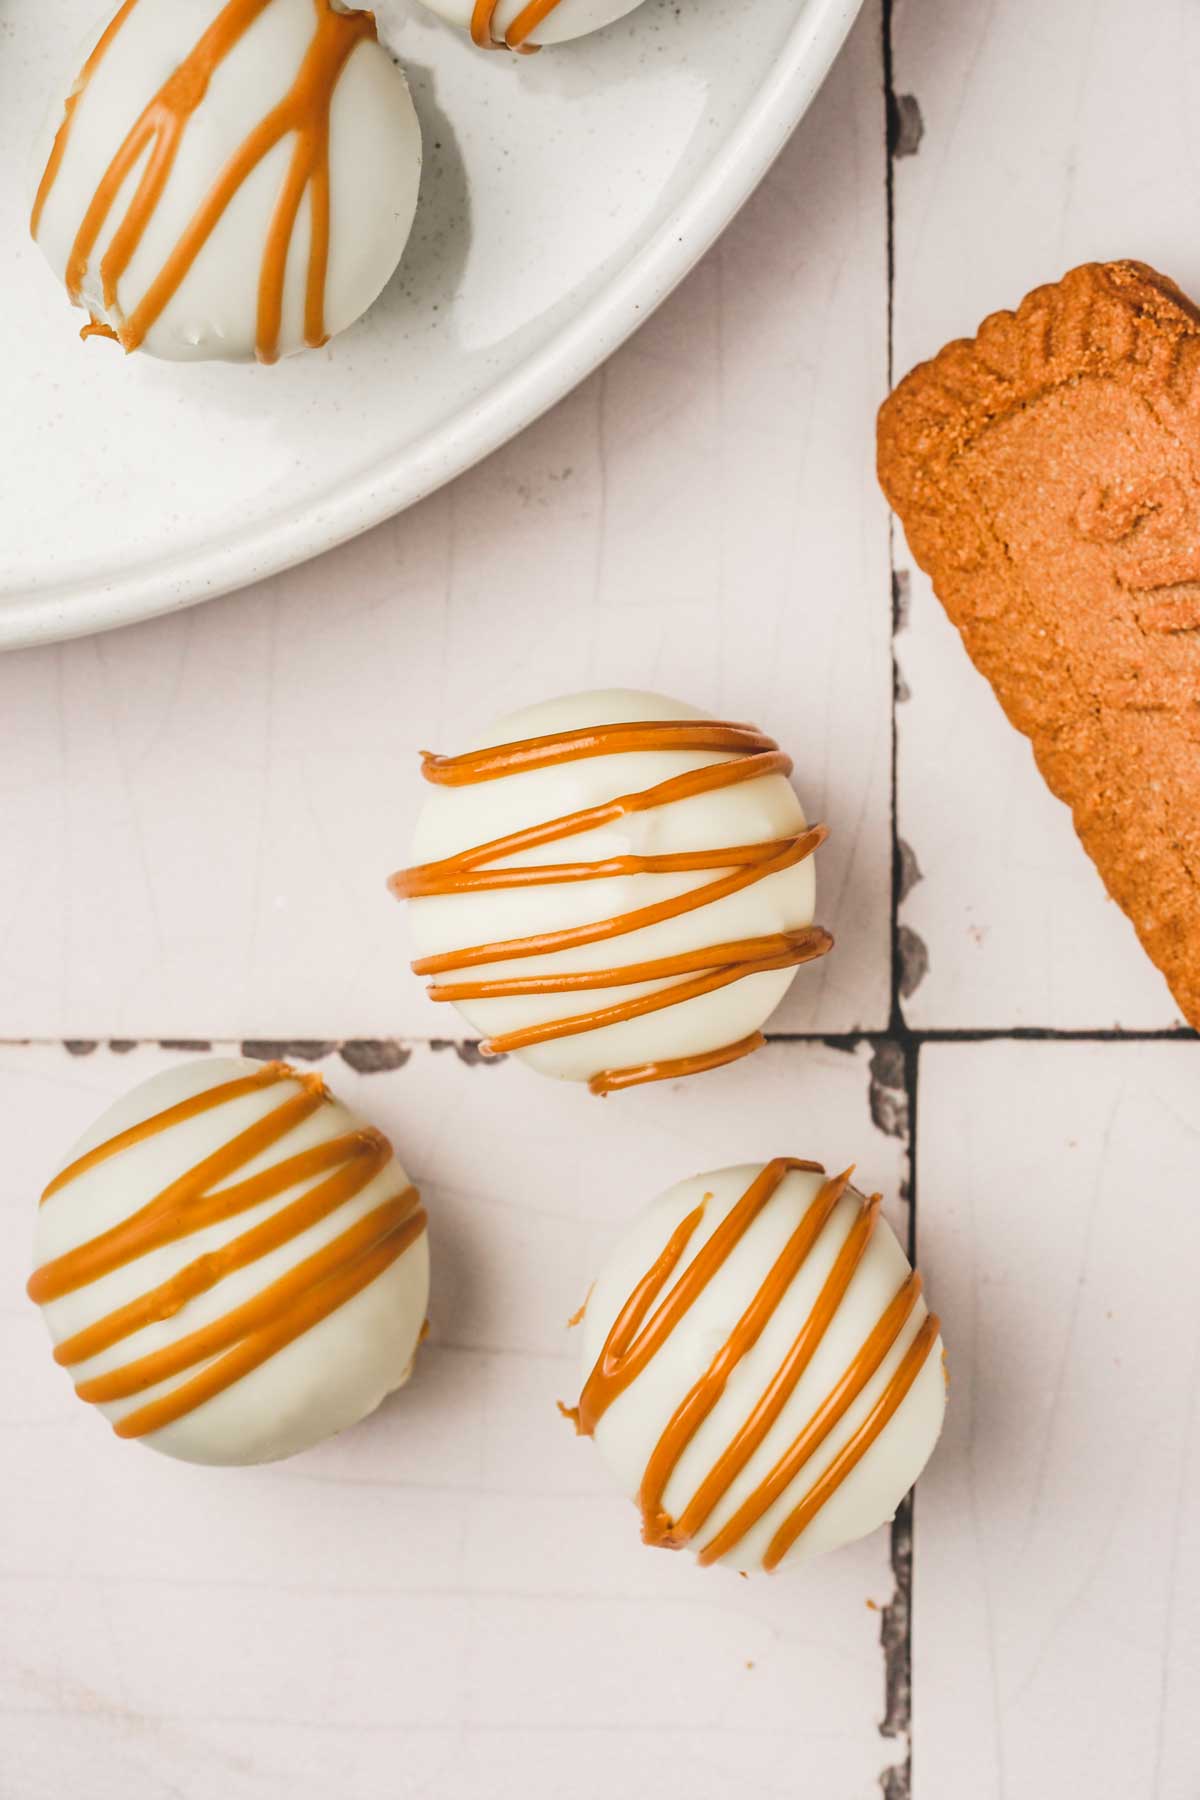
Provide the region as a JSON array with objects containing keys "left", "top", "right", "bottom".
[
  {"left": 54, "top": 1138, "right": 397, "bottom": 1368},
  {"left": 254, "top": 116, "right": 313, "bottom": 355},
  {"left": 470, "top": 0, "right": 535, "bottom": 50},
  {"left": 417, "top": 721, "right": 780, "bottom": 785},
  {"left": 302, "top": 137, "right": 332, "bottom": 346},
  {"left": 587, "top": 1032, "right": 768, "bottom": 1096},
  {"left": 77, "top": 1190, "right": 423, "bottom": 1405},
  {"left": 700, "top": 1280, "right": 930, "bottom": 1565},
  {"left": 558, "top": 1206, "right": 701, "bottom": 1433},
  {"left": 759, "top": 1311, "right": 940, "bottom": 1572},
  {"left": 433, "top": 928, "right": 832, "bottom": 1002},
  {"left": 575, "top": 1159, "right": 824, "bottom": 1436},
  {"left": 29, "top": 1080, "right": 331, "bottom": 1304},
  {"left": 404, "top": 840, "right": 800, "bottom": 900},
  {"left": 391, "top": 751, "right": 795, "bottom": 899},
  {"left": 63, "top": 0, "right": 274, "bottom": 310},
  {"left": 110, "top": 1201, "right": 427, "bottom": 1440},
  {"left": 29, "top": 0, "right": 141, "bottom": 236},
  {"left": 32, "top": 0, "right": 375, "bottom": 363},
  {"left": 88, "top": 104, "right": 182, "bottom": 298},
  {"left": 504, "top": 0, "right": 564, "bottom": 48},
  {"left": 694, "top": 1269, "right": 921, "bottom": 1564},
  {"left": 672, "top": 1221, "right": 887, "bottom": 1546},
  {"left": 255, "top": 4, "right": 371, "bottom": 361},
  {"left": 470, "top": 0, "right": 560, "bottom": 53},
  {"left": 406, "top": 829, "right": 827, "bottom": 980},
  {"left": 638, "top": 1171, "right": 855, "bottom": 1547},
  {"left": 479, "top": 933, "right": 832, "bottom": 1057},
  {"left": 694, "top": 1276, "right": 926, "bottom": 1564},
  {"left": 41, "top": 1060, "right": 296, "bottom": 1202}
]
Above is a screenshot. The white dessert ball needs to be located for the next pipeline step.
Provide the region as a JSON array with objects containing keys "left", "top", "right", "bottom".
[
  {"left": 392, "top": 689, "right": 831, "bottom": 1095},
  {"left": 570, "top": 1159, "right": 946, "bottom": 1572},
  {"left": 414, "top": 0, "right": 647, "bottom": 53},
  {"left": 30, "top": 0, "right": 422, "bottom": 362},
  {"left": 28, "top": 1057, "right": 429, "bottom": 1465}
]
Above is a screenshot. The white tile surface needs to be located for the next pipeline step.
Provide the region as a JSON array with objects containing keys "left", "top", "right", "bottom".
[
  {"left": 0, "top": 2, "right": 891, "bottom": 1045},
  {"left": 913, "top": 1040, "right": 1200, "bottom": 1800},
  {"left": 1, "top": 1037, "right": 910, "bottom": 1800},
  {"left": 891, "top": 0, "right": 1198, "bottom": 1029}
]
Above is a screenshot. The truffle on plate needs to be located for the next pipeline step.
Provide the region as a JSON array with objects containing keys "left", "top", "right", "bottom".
[
  {"left": 390, "top": 689, "right": 832, "bottom": 1095},
  {"left": 30, "top": 0, "right": 422, "bottom": 362},
  {"left": 28, "top": 1057, "right": 429, "bottom": 1465},
  {"left": 567, "top": 1159, "right": 946, "bottom": 1571}
]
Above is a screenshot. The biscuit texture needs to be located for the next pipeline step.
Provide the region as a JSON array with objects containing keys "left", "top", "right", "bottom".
[{"left": 878, "top": 259, "right": 1200, "bottom": 1028}]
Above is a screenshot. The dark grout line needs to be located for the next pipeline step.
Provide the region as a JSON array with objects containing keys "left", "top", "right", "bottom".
[
  {"left": 1, "top": 1027, "right": 1193, "bottom": 1053},
  {"left": 880, "top": 0, "right": 913, "bottom": 1792},
  {"left": 769, "top": 1025, "right": 1197, "bottom": 1046},
  {"left": 880, "top": 1491, "right": 913, "bottom": 1793}
]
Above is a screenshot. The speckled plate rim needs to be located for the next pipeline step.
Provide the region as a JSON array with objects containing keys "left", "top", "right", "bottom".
[{"left": 4, "top": 0, "right": 864, "bottom": 651}]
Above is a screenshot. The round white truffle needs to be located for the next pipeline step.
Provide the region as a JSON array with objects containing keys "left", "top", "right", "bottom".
[
  {"left": 29, "top": 1057, "right": 429, "bottom": 1465},
  {"left": 413, "top": 0, "right": 647, "bottom": 52},
  {"left": 30, "top": 0, "right": 422, "bottom": 362},
  {"left": 571, "top": 1159, "right": 946, "bottom": 1572},
  {"left": 394, "top": 689, "right": 830, "bottom": 1095}
]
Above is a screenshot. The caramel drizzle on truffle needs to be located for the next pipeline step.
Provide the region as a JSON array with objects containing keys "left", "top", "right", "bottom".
[
  {"left": 388, "top": 720, "right": 832, "bottom": 1096},
  {"left": 28, "top": 1062, "right": 426, "bottom": 1441},
  {"left": 30, "top": 0, "right": 376, "bottom": 362},
  {"left": 470, "top": 0, "right": 562, "bottom": 52},
  {"left": 569, "top": 1159, "right": 940, "bottom": 1571}
]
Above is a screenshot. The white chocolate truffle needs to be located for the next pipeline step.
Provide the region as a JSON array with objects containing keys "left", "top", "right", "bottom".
[
  {"left": 30, "top": 0, "right": 421, "bottom": 362},
  {"left": 570, "top": 1159, "right": 946, "bottom": 1572},
  {"left": 28, "top": 1057, "right": 429, "bottom": 1465},
  {"left": 414, "top": 0, "right": 647, "bottom": 53},
  {"left": 391, "top": 689, "right": 831, "bottom": 1095}
]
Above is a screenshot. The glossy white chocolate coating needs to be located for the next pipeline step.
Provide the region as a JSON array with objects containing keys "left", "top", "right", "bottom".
[
  {"left": 406, "top": 689, "right": 819, "bottom": 1086},
  {"left": 31, "top": 1058, "right": 429, "bottom": 1465},
  {"left": 579, "top": 1162, "right": 947, "bottom": 1571},
  {"left": 31, "top": 0, "right": 421, "bottom": 361}
]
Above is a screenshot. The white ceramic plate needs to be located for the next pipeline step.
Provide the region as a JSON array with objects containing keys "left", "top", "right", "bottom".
[{"left": 0, "top": 0, "right": 863, "bottom": 648}]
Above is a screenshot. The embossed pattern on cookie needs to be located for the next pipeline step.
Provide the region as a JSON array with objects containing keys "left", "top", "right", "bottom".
[{"left": 878, "top": 259, "right": 1200, "bottom": 1028}]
